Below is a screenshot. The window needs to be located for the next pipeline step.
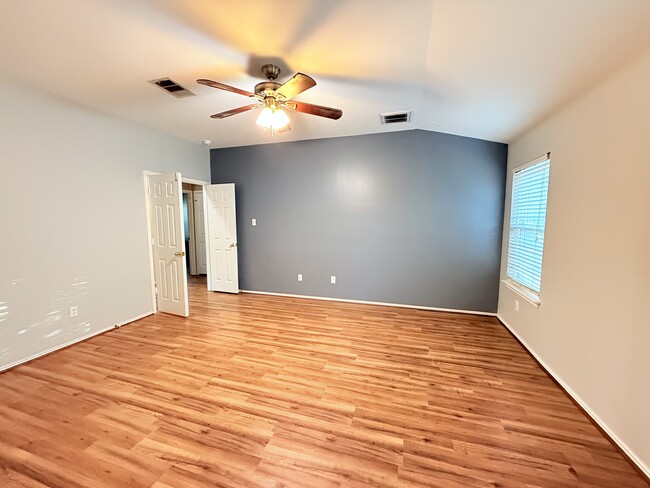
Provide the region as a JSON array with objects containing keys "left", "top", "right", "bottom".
[{"left": 506, "top": 154, "right": 550, "bottom": 302}]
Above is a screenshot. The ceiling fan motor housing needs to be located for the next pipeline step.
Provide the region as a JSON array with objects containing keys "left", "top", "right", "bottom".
[
  {"left": 256, "top": 64, "right": 283, "bottom": 97},
  {"left": 261, "top": 63, "right": 281, "bottom": 81},
  {"left": 254, "top": 81, "right": 281, "bottom": 96}
]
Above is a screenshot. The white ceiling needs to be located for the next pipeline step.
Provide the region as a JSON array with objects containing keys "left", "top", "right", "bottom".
[{"left": 2, "top": 0, "right": 650, "bottom": 148}]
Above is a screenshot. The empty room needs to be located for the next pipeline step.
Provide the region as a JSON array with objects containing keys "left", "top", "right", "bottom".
[{"left": 1, "top": 1, "right": 649, "bottom": 486}]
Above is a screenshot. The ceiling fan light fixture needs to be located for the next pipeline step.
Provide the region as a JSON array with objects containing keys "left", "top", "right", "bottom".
[
  {"left": 272, "top": 107, "right": 290, "bottom": 129},
  {"left": 256, "top": 105, "right": 274, "bottom": 128},
  {"left": 256, "top": 102, "right": 290, "bottom": 131}
]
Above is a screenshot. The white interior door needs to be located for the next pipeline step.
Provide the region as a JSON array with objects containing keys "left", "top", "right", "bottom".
[
  {"left": 193, "top": 190, "right": 208, "bottom": 274},
  {"left": 205, "top": 184, "right": 239, "bottom": 293},
  {"left": 149, "top": 173, "right": 189, "bottom": 316}
]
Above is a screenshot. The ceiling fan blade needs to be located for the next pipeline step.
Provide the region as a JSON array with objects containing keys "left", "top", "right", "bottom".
[
  {"left": 197, "top": 78, "right": 256, "bottom": 98},
  {"left": 210, "top": 103, "right": 260, "bottom": 119},
  {"left": 286, "top": 101, "right": 342, "bottom": 120},
  {"left": 275, "top": 73, "right": 316, "bottom": 100}
]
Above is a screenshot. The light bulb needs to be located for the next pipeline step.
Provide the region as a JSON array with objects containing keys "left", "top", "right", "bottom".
[
  {"left": 272, "top": 108, "right": 290, "bottom": 129},
  {"left": 256, "top": 106, "right": 274, "bottom": 129}
]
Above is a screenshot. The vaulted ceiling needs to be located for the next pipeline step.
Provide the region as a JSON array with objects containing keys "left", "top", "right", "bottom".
[{"left": 2, "top": 0, "right": 650, "bottom": 148}]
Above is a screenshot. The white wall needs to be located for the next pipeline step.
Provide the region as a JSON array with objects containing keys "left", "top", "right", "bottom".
[
  {"left": 498, "top": 48, "right": 650, "bottom": 475},
  {"left": 0, "top": 79, "right": 209, "bottom": 371}
]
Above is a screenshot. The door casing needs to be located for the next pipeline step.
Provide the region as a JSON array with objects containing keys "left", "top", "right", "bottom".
[
  {"left": 193, "top": 190, "right": 208, "bottom": 275},
  {"left": 182, "top": 189, "right": 197, "bottom": 275}
]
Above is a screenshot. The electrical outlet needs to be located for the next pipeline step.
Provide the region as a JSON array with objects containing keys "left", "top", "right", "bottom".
[
  {"left": 251, "top": 218, "right": 257, "bottom": 226},
  {"left": 297, "top": 273, "right": 303, "bottom": 282},
  {"left": 69, "top": 306, "right": 78, "bottom": 318},
  {"left": 515, "top": 300, "right": 519, "bottom": 312},
  {"left": 330, "top": 275, "right": 336, "bottom": 284}
]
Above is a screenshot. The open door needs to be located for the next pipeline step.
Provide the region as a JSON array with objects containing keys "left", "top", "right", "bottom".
[
  {"left": 205, "top": 183, "right": 239, "bottom": 293},
  {"left": 148, "top": 172, "right": 189, "bottom": 316}
]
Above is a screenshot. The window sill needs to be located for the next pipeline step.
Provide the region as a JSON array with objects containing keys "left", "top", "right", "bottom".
[{"left": 501, "top": 279, "right": 541, "bottom": 308}]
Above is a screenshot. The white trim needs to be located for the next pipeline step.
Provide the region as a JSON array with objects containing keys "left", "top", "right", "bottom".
[
  {"left": 242, "top": 290, "right": 496, "bottom": 316},
  {"left": 514, "top": 152, "right": 550, "bottom": 173},
  {"left": 114, "top": 311, "right": 153, "bottom": 327},
  {"left": 501, "top": 279, "right": 541, "bottom": 307},
  {"left": 143, "top": 171, "right": 158, "bottom": 313},
  {"left": 496, "top": 314, "right": 650, "bottom": 479},
  {"left": 182, "top": 188, "right": 197, "bottom": 275},
  {"left": 181, "top": 177, "right": 210, "bottom": 186},
  {"left": 0, "top": 311, "right": 154, "bottom": 373}
]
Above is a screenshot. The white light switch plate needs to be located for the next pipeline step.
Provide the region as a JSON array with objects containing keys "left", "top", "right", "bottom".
[
  {"left": 251, "top": 218, "right": 257, "bottom": 226},
  {"left": 330, "top": 276, "right": 336, "bottom": 284},
  {"left": 297, "top": 273, "right": 303, "bottom": 282}
]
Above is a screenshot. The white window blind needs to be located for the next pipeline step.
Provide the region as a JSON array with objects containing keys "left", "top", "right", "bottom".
[{"left": 507, "top": 155, "right": 550, "bottom": 295}]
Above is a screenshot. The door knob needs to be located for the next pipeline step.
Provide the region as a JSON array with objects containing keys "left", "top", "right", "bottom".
[
  {"left": 175, "top": 251, "right": 185, "bottom": 256},
  {"left": 229, "top": 243, "right": 237, "bottom": 248}
]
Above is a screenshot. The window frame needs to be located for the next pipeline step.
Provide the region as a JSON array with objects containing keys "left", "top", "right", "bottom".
[{"left": 503, "top": 153, "right": 551, "bottom": 306}]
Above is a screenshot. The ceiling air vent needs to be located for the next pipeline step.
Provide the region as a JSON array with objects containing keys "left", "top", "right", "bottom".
[
  {"left": 149, "top": 77, "right": 195, "bottom": 98},
  {"left": 380, "top": 111, "right": 412, "bottom": 125}
]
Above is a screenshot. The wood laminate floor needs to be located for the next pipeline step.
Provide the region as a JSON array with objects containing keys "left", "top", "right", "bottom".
[{"left": 0, "top": 277, "right": 646, "bottom": 487}]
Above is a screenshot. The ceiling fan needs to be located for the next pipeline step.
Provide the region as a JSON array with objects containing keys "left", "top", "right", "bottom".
[{"left": 197, "top": 64, "right": 342, "bottom": 133}]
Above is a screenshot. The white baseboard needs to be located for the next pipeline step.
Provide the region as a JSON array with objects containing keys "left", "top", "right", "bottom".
[
  {"left": 242, "top": 290, "right": 496, "bottom": 317},
  {"left": 0, "top": 310, "right": 154, "bottom": 373},
  {"left": 496, "top": 314, "right": 649, "bottom": 479}
]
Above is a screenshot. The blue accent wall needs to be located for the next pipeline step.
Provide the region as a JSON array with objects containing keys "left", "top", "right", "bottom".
[{"left": 211, "top": 129, "right": 507, "bottom": 312}]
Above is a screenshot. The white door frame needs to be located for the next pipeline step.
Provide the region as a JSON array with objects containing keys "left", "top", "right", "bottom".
[
  {"left": 193, "top": 189, "right": 208, "bottom": 275},
  {"left": 205, "top": 188, "right": 212, "bottom": 291},
  {"left": 182, "top": 189, "right": 197, "bottom": 275},
  {"left": 183, "top": 177, "right": 210, "bottom": 278},
  {"left": 143, "top": 170, "right": 159, "bottom": 312},
  {"left": 143, "top": 171, "right": 209, "bottom": 313}
]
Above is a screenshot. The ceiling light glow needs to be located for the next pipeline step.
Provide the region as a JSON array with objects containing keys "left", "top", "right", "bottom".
[
  {"left": 256, "top": 106, "right": 274, "bottom": 128},
  {"left": 256, "top": 101, "right": 289, "bottom": 131}
]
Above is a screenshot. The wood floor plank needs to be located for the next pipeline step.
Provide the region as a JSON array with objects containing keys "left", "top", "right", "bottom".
[{"left": 0, "top": 276, "right": 646, "bottom": 487}]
